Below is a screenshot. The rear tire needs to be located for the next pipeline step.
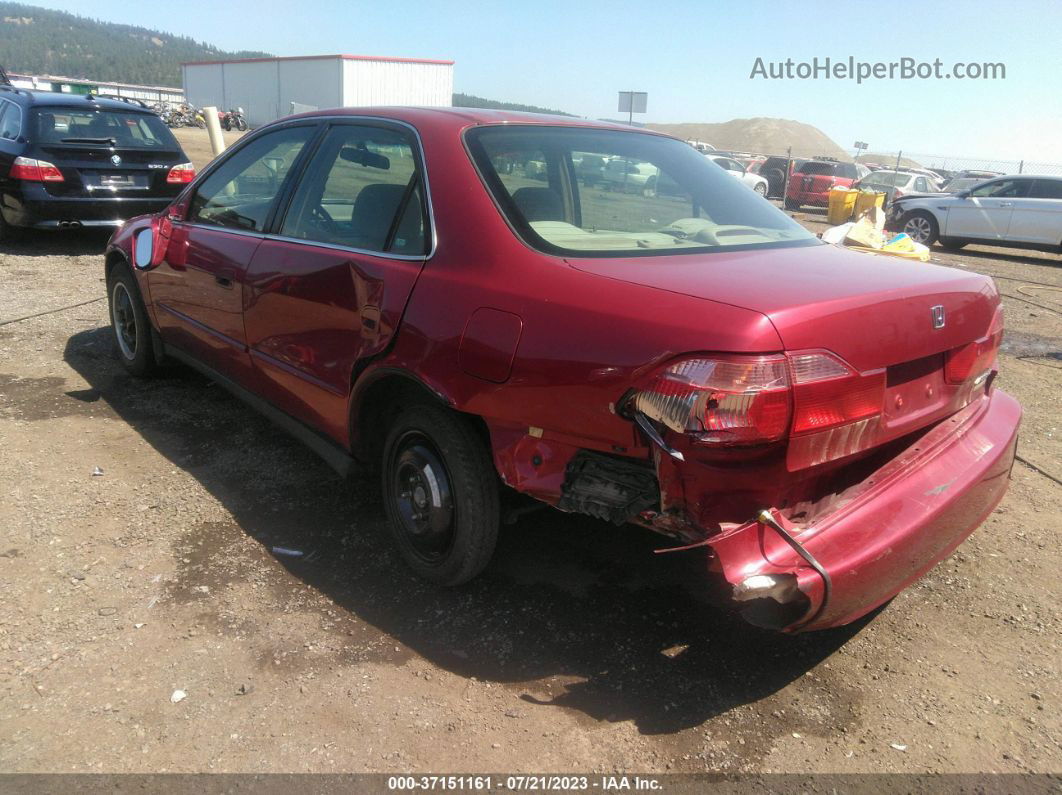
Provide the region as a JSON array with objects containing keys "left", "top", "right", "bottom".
[
  {"left": 0, "top": 211, "right": 21, "bottom": 244},
  {"left": 902, "top": 210, "right": 939, "bottom": 246},
  {"left": 106, "top": 264, "right": 158, "bottom": 377},
  {"left": 754, "top": 182, "right": 767, "bottom": 197},
  {"left": 382, "top": 403, "right": 499, "bottom": 586}
]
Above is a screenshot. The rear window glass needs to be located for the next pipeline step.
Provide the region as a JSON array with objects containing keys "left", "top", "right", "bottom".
[
  {"left": 863, "top": 171, "right": 910, "bottom": 187},
  {"left": 31, "top": 108, "right": 178, "bottom": 149},
  {"left": 467, "top": 125, "right": 817, "bottom": 257},
  {"left": 796, "top": 161, "right": 841, "bottom": 175}
]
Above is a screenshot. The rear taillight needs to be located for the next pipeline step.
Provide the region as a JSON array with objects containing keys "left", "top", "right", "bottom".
[
  {"left": 631, "top": 355, "right": 790, "bottom": 446},
  {"left": 945, "top": 309, "right": 1003, "bottom": 384},
  {"left": 893, "top": 188, "right": 905, "bottom": 199},
  {"left": 789, "top": 351, "right": 885, "bottom": 435},
  {"left": 166, "top": 163, "right": 196, "bottom": 184},
  {"left": 11, "top": 156, "right": 64, "bottom": 182}
]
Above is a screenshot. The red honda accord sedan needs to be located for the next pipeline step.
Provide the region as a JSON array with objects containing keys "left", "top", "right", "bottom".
[{"left": 104, "top": 108, "right": 1021, "bottom": 632}]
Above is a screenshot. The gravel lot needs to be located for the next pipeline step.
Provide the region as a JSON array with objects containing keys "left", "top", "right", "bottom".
[{"left": 0, "top": 130, "right": 1059, "bottom": 774}]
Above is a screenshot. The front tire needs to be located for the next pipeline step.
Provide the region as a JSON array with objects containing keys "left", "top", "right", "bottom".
[
  {"left": 106, "top": 265, "right": 158, "bottom": 377},
  {"left": 382, "top": 403, "right": 499, "bottom": 586},
  {"left": 902, "top": 210, "right": 939, "bottom": 246}
]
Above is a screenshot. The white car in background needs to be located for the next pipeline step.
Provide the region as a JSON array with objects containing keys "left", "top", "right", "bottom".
[
  {"left": 708, "top": 155, "right": 769, "bottom": 196},
  {"left": 888, "top": 174, "right": 1062, "bottom": 252},
  {"left": 854, "top": 169, "right": 941, "bottom": 205}
]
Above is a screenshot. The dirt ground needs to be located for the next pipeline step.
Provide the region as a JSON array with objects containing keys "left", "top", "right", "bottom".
[{"left": 0, "top": 129, "right": 1059, "bottom": 775}]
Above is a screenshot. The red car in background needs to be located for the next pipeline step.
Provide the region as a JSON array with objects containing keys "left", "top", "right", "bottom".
[
  {"left": 785, "top": 158, "right": 870, "bottom": 209},
  {"left": 104, "top": 108, "right": 1020, "bottom": 633}
]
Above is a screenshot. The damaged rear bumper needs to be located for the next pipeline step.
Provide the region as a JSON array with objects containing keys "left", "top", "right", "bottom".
[{"left": 709, "top": 389, "right": 1021, "bottom": 632}]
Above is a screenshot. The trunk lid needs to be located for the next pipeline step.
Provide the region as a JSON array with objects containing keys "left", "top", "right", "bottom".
[
  {"left": 36, "top": 144, "right": 183, "bottom": 198},
  {"left": 567, "top": 242, "right": 998, "bottom": 372}
]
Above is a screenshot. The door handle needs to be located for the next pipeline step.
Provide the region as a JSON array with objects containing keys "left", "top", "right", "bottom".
[
  {"left": 998, "top": 202, "right": 1014, "bottom": 207},
  {"left": 215, "top": 275, "right": 233, "bottom": 288}
]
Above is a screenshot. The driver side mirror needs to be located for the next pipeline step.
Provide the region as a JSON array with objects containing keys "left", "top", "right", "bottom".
[
  {"left": 133, "top": 228, "right": 153, "bottom": 269},
  {"left": 956, "top": 190, "right": 972, "bottom": 199}
]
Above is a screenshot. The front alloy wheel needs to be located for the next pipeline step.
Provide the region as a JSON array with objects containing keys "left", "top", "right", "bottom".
[
  {"left": 111, "top": 281, "right": 138, "bottom": 362},
  {"left": 903, "top": 211, "right": 938, "bottom": 245},
  {"left": 107, "top": 266, "right": 158, "bottom": 377}
]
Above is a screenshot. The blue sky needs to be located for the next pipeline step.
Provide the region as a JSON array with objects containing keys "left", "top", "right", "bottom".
[{"left": 32, "top": 0, "right": 1062, "bottom": 161}]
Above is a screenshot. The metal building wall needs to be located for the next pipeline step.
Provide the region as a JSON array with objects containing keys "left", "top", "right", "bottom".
[
  {"left": 341, "top": 59, "right": 453, "bottom": 107},
  {"left": 184, "top": 57, "right": 344, "bottom": 126},
  {"left": 183, "top": 56, "right": 453, "bottom": 127}
]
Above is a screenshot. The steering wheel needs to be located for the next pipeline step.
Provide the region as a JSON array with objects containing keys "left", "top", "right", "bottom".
[{"left": 308, "top": 203, "right": 339, "bottom": 237}]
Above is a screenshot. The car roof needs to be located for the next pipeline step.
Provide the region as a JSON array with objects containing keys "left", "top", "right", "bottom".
[
  {"left": 284, "top": 105, "right": 672, "bottom": 136},
  {"left": 4, "top": 89, "right": 154, "bottom": 113}
]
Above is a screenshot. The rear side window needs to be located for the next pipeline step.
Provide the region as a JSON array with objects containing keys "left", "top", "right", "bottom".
[
  {"left": 1029, "top": 180, "right": 1062, "bottom": 199},
  {"left": 279, "top": 124, "right": 427, "bottom": 255},
  {"left": 189, "top": 126, "right": 314, "bottom": 232},
  {"left": 31, "top": 108, "right": 178, "bottom": 149},
  {"left": 0, "top": 102, "right": 20, "bottom": 140}
]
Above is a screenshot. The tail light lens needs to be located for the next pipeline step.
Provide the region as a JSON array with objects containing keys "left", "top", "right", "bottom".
[
  {"left": 166, "top": 163, "right": 196, "bottom": 184},
  {"left": 789, "top": 351, "right": 885, "bottom": 435},
  {"left": 631, "top": 355, "right": 790, "bottom": 446},
  {"left": 11, "top": 156, "right": 64, "bottom": 182},
  {"left": 945, "top": 309, "right": 1003, "bottom": 384}
]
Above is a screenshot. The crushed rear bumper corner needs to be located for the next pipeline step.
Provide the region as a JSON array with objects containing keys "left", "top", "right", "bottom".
[{"left": 707, "top": 389, "right": 1021, "bottom": 632}]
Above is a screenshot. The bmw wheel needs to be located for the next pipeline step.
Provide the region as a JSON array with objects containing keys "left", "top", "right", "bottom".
[{"left": 382, "top": 403, "right": 499, "bottom": 585}]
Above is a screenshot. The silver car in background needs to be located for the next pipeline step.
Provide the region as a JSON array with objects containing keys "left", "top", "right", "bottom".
[{"left": 888, "top": 174, "right": 1062, "bottom": 252}]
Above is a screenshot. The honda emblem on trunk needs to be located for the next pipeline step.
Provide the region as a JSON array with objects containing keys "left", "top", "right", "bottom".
[
  {"left": 111, "top": 154, "right": 122, "bottom": 166},
  {"left": 931, "top": 305, "right": 946, "bottom": 329}
]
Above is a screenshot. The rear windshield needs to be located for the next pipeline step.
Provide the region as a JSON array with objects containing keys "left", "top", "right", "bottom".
[
  {"left": 31, "top": 107, "right": 179, "bottom": 149},
  {"left": 466, "top": 126, "right": 818, "bottom": 257},
  {"left": 863, "top": 171, "right": 910, "bottom": 187},
  {"left": 796, "top": 161, "right": 842, "bottom": 175}
]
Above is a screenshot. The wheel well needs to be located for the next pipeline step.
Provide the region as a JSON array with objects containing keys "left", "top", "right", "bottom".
[
  {"left": 104, "top": 250, "right": 130, "bottom": 282},
  {"left": 352, "top": 374, "right": 492, "bottom": 469}
]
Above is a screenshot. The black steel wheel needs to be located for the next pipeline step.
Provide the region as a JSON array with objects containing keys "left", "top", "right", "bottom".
[{"left": 382, "top": 403, "right": 499, "bottom": 585}]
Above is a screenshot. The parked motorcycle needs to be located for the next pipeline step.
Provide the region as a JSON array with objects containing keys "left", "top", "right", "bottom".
[{"left": 219, "top": 107, "right": 248, "bottom": 132}]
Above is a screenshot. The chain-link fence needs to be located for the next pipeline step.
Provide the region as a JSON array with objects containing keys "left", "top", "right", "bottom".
[{"left": 856, "top": 152, "right": 1062, "bottom": 178}]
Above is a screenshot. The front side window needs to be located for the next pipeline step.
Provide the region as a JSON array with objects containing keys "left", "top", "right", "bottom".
[
  {"left": 189, "top": 126, "right": 314, "bottom": 232},
  {"left": 31, "top": 108, "right": 178, "bottom": 149},
  {"left": 467, "top": 126, "right": 817, "bottom": 256},
  {"left": 280, "top": 124, "right": 427, "bottom": 254},
  {"left": 970, "top": 179, "right": 1030, "bottom": 198}
]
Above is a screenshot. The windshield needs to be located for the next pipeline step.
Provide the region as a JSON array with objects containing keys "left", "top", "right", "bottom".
[
  {"left": 32, "top": 107, "right": 179, "bottom": 149},
  {"left": 466, "top": 126, "right": 817, "bottom": 257},
  {"left": 862, "top": 171, "right": 911, "bottom": 187}
]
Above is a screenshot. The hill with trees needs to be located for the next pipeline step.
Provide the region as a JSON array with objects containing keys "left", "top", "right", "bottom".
[{"left": 0, "top": 1, "right": 270, "bottom": 87}]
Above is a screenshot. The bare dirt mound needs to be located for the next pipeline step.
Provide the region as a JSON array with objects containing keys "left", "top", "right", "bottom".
[{"left": 647, "top": 117, "right": 849, "bottom": 159}]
